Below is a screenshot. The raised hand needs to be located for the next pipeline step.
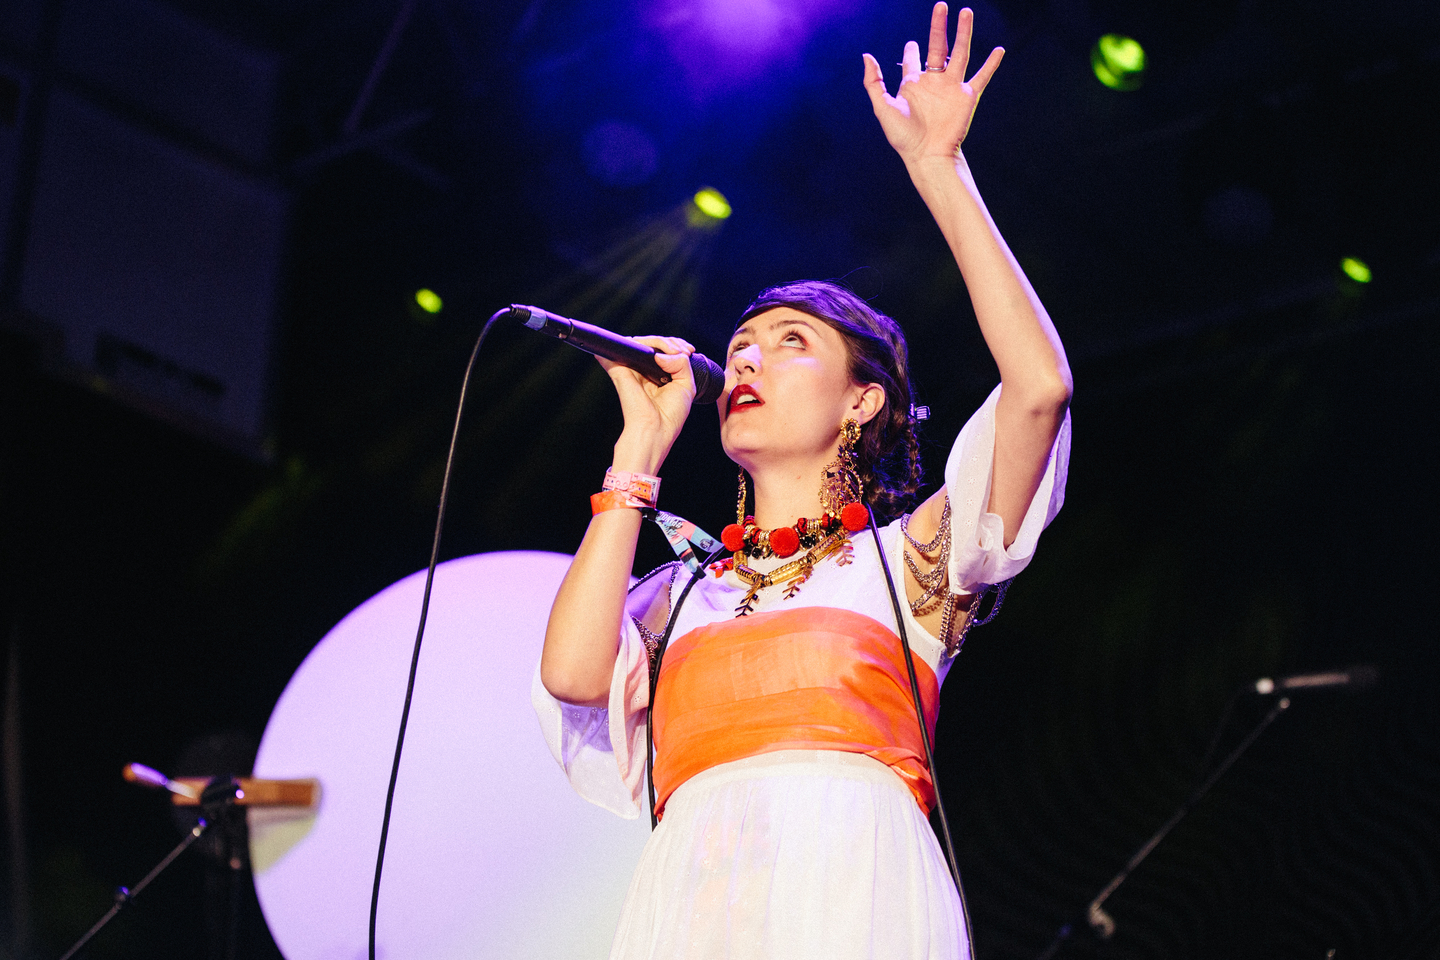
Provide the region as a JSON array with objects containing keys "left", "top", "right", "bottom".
[{"left": 862, "top": 3, "right": 1004, "bottom": 166}]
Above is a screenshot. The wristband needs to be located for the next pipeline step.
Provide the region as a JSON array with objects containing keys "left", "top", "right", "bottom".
[
  {"left": 602, "top": 467, "right": 661, "bottom": 508},
  {"left": 591, "top": 490, "right": 640, "bottom": 514}
]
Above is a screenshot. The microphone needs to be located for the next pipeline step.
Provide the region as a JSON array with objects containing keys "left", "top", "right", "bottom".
[
  {"left": 508, "top": 304, "right": 725, "bottom": 405},
  {"left": 1254, "top": 665, "right": 1379, "bottom": 694},
  {"left": 123, "top": 762, "right": 199, "bottom": 799}
]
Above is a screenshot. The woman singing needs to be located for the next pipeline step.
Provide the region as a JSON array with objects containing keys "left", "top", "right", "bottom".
[{"left": 534, "top": 4, "right": 1072, "bottom": 957}]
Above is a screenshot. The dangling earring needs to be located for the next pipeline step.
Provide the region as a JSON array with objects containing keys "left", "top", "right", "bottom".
[
  {"left": 821, "top": 419, "right": 870, "bottom": 532},
  {"left": 736, "top": 465, "right": 748, "bottom": 527},
  {"left": 720, "top": 466, "right": 750, "bottom": 554},
  {"left": 821, "top": 419, "right": 862, "bottom": 514}
]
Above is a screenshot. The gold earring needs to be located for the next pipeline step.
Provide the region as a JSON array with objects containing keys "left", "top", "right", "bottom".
[
  {"left": 820, "top": 419, "right": 863, "bottom": 515},
  {"left": 736, "top": 465, "right": 748, "bottom": 526}
]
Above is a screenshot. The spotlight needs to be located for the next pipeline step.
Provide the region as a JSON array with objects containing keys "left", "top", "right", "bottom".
[
  {"left": 1340, "top": 257, "right": 1372, "bottom": 283},
  {"left": 1091, "top": 34, "right": 1146, "bottom": 91},
  {"left": 692, "top": 188, "right": 732, "bottom": 221},
  {"left": 415, "top": 288, "right": 443, "bottom": 313}
]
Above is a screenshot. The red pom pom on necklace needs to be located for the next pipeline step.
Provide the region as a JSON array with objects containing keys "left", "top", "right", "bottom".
[
  {"left": 840, "top": 502, "right": 871, "bottom": 532},
  {"left": 721, "top": 523, "right": 746, "bottom": 553},
  {"left": 768, "top": 526, "right": 801, "bottom": 558}
]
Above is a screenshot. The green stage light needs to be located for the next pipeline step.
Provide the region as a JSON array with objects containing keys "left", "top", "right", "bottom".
[
  {"left": 415, "top": 288, "right": 443, "bottom": 313},
  {"left": 1340, "top": 257, "right": 1372, "bottom": 284},
  {"left": 1092, "top": 34, "right": 1146, "bottom": 91},
  {"left": 692, "top": 187, "right": 732, "bottom": 221}
]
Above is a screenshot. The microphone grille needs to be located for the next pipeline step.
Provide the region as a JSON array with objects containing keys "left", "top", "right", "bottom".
[{"left": 690, "top": 354, "right": 726, "bottom": 406}]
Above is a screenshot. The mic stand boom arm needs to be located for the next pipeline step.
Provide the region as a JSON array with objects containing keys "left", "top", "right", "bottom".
[
  {"left": 61, "top": 770, "right": 321, "bottom": 960},
  {"left": 57, "top": 823, "right": 209, "bottom": 960},
  {"left": 1036, "top": 695, "right": 1291, "bottom": 960},
  {"left": 57, "top": 777, "right": 241, "bottom": 960}
]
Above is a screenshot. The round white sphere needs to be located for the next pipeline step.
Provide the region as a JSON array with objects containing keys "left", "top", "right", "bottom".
[{"left": 250, "top": 551, "right": 649, "bottom": 960}]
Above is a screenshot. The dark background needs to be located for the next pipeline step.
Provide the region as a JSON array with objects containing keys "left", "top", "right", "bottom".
[{"left": 2, "top": 0, "right": 1438, "bottom": 957}]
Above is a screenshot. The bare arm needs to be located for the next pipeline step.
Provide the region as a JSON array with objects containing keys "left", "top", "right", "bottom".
[
  {"left": 539, "top": 339, "right": 696, "bottom": 706},
  {"left": 864, "top": 3, "right": 1071, "bottom": 554}
]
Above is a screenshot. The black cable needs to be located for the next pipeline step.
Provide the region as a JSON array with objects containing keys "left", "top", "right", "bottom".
[
  {"left": 866, "top": 512, "right": 965, "bottom": 892},
  {"left": 367, "top": 308, "right": 506, "bottom": 960},
  {"left": 640, "top": 513, "right": 967, "bottom": 880},
  {"left": 868, "top": 510, "right": 977, "bottom": 959},
  {"left": 634, "top": 507, "right": 972, "bottom": 944},
  {"left": 646, "top": 551, "right": 723, "bottom": 828}
]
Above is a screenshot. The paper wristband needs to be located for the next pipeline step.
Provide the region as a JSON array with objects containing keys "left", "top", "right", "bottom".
[
  {"left": 602, "top": 468, "right": 661, "bottom": 507},
  {"left": 591, "top": 490, "right": 647, "bottom": 514}
]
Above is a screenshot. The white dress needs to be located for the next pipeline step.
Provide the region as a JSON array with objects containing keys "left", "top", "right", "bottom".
[{"left": 533, "top": 386, "right": 1071, "bottom": 960}]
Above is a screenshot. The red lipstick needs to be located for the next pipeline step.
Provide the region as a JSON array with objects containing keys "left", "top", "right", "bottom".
[{"left": 727, "top": 384, "right": 763, "bottom": 414}]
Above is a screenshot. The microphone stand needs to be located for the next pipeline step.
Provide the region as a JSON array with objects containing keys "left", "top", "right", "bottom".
[
  {"left": 58, "top": 777, "right": 242, "bottom": 960},
  {"left": 1036, "top": 696, "right": 1291, "bottom": 960}
]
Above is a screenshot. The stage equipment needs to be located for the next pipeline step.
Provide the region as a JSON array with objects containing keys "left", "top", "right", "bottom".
[
  {"left": 59, "top": 766, "right": 314, "bottom": 960},
  {"left": 691, "top": 187, "right": 732, "bottom": 221},
  {"left": 1091, "top": 34, "right": 1146, "bottom": 91},
  {"left": 1341, "top": 257, "right": 1372, "bottom": 284},
  {"left": 122, "top": 761, "right": 199, "bottom": 798},
  {"left": 5, "top": 0, "right": 284, "bottom": 454},
  {"left": 1036, "top": 695, "right": 1290, "bottom": 958},
  {"left": 249, "top": 551, "right": 651, "bottom": 960},
  {"left": 124, "top": 761, "right": 322, "bottom": 809},
  {"left": 508, "top": 304, "right": 726, "bottom": 405},
  {"left": 1037, "top": 664, "right": 1379, "bottom": 958},
  {"left": 1255, "top": 664, "right": 1378, "bottom": 694}
]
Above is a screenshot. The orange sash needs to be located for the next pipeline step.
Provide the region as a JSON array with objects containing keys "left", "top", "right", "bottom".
[{"left": 651, "top": 606, "right": 939, "bottom": 818}]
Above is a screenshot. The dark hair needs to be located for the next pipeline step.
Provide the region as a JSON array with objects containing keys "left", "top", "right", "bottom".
[{"left": 737, "top": 280, "right": 923, "bottom": 522}]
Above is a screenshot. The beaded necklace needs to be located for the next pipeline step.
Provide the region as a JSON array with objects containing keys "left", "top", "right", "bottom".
[
  {"left": 715, "top": 420, "right": 871, "bottom": 616},
  {"left": 722, "top": 510, "right": 856, "bottom": 559},
  {"left": 717, "top": 498, "right": 870, "bottom": 617}
]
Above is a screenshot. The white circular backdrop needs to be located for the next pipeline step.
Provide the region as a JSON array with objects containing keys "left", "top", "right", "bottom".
[{"left": 249, "top": 551, "right": 650, "bottom": 960}]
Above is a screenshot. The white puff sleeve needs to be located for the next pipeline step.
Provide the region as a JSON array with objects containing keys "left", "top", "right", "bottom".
[
  {"left": 946, "top": 383, "right": 1071, "bottom": 593},
  {"left": 530, "top": 570, "right": 674, "bottom": 819}
]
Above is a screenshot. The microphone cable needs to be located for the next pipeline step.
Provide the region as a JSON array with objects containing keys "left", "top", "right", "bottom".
[
  {"left": 866, "top": 509, "right": 973, "bottom": 960},
  {"left": 367, "top": 306, "right": 508, "bottom": 960},
  {"left": 642, "top": 508, "right": 972, "bottom": 950}
]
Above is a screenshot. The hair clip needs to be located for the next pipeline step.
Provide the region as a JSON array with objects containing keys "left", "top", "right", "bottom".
[{"left": 909, "top": 403, "right": 930, "bottom": 422}]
